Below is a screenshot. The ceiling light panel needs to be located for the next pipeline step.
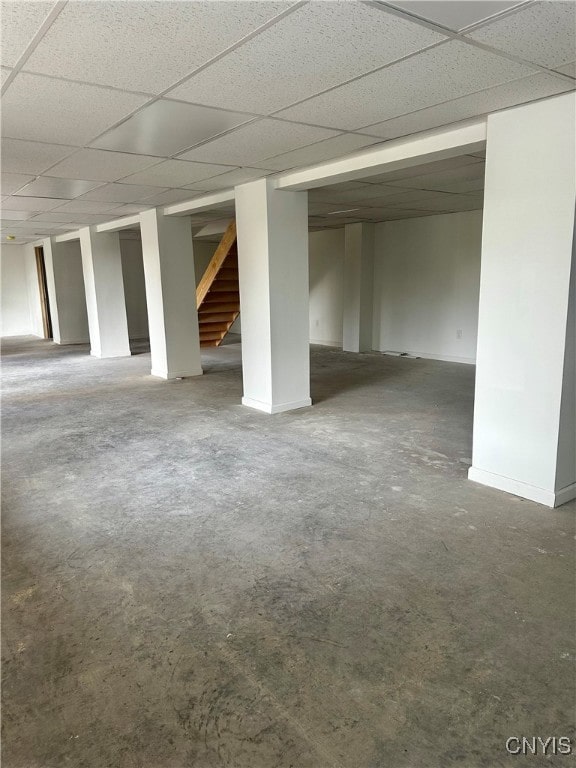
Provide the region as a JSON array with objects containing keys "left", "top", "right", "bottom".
[
  {"left": 177, "top": 119, "right": 338, "bottom": 166},
  {"left": 1, "top": 173, "right": 36, "bottom": 196},
  {"left": 251, "top": 133, "right": 381, "bottom": 171},
  {"left": 15, "top": 176, "right": 103, "bottom": 199},
  {"left": 363, "top": 73, "right": 574, "bottom": 139},
  {"left": 46, "top": 149, "right": 164, "bottom": 182},
  {"left": 93, "top": 100, "right": 254, "bottom": 157},
  {"left": 1, "top": 195, "right": 68, "bottom": 211},
  {"left": 1, "top": 73, "right": 149, "bottom": 145},
  {"left": 78, "top": 183, "right": 168, "bottom": 203},
  {"left": 1, "top": 139, "right": 77, "bottom": 175},
  {"left": 24, "top": 1, "right": 290, "bottom": 93},
  {"left": 0, "top": 0, "right": 58, "bottom": 66},
  {"left": 168, "top": 2, "right": 444, "bottom": 115},
  {"left": 277, "top": 41, "right": 536, "bottom": 130},
  {"left": 467, "top": 1, "right": 576, "bottom": 69},
  {"left": 118, "top": 159, "right": 233, "bottom": 187},
  {"left": 387, "top": 1, "right": 524, "bottom": 31}
]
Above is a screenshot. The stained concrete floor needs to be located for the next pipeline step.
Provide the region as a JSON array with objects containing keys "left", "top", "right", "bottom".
[{"left": 2, "top": 335, "right": 574, "bottom": 768}]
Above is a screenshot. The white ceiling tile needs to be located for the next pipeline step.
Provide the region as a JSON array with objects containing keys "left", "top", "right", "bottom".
[
  {"left": 15, "top": 176, "right": 103, "bottom": 199},
  {"left": 2, "top": 195, "right": 67, "bottom": 211},
  {"left": 118, "top": 159, "right": 233, "bottom": 187},
  {"left": 1, "top": 67, "right": 12, "bottom": 85},
  {"left": 468, "top": 1, "right": 576, "bottom": 68},
  {"left": 1, "top": 73, "right": 149, "bottom": 145},
  {"left": 138, "top": 188, "right": 199, "bottom": 206},
  {"left": 388, "top": 1, "right": 524, "bottom": 31},
  {"left": 177, "top": 119, "right": 338, "bottom": 166},
  {"left": 64, "top": 214, "right": 113, "bottom": 225},
  {"left": 251, "top": 133, "right": 381, "bottom": 171},
  {"left": 1, "top": 139, "right": 77, "bottom": 175},
  {"left": 168, "top": 2, "right": 444, "bottom": 114},
  {"left": 24, "top": 1, "right": 290, "bottom": 93},
  {"left": 50, "top": 200, "right": 120, "bottom": 214},
  {"left": 0, "top": 211, "right": 35, "bottom": 221},
  {"left": 46, "top": 149, "right": 164, "bottom": 182},
  {"left": 105, "top": 204, "right": 153, "bottom": 216},
  {"left": 394, "top": 194, "right": 484, "bottom": 212},
  {"left": 1, "top": 173, "right": 36, "bottom": 196},
  {"left": 189, "top": 167, "right": 274, "bottom": 192},
  {"left": 78, "top": 183, "right": 168, "bottom": 203},
  {"left": 276, "top": 41, "right": 536, "bottom": 129},
  {"left": 554, "top": 61, "right": 576, "bottom": 77},
  {"left": 29, "top": 212, "right": 80, "bottom": 223},
  {"left": 0, "top": 1, "right": 57, "bottom": 66},
  {"left": 92, "top": 100, "right": 254, "bottom": 157},
  {"left": 309, "top": 184, "right": 400, "bottom": 204},
  {"left": 363, "top": 73, "right": 574, "bottom": 139}
]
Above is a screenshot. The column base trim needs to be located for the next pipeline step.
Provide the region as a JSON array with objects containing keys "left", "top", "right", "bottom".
[
  {"left": 242, "top": 396, "right": 312, "bottom": 414},
  {"left": 90, "top": 349, "right": 131, "bottom": 359},
  {"left": 55, "top": 338, "right": 90, "bottom": 345},
  {"left": 555, "top": 482, "right": 576, "bottom": 507},
  {"left": 151, "top": 367, "right": 203, "bottom": 380},
  {"left": 468, "top": 466, "right": 558, "bottom": 507}
]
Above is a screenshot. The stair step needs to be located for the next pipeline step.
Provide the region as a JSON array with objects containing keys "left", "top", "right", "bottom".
[
  {"left": 198, "top": 321, "right": 231, "bottom": 332},
  {"left": 199, "top": 311, "right": 237, "bottom": 323},
  {"left": 200, "top": 331, "right": 225, "bottom": 341},
  {"left": 200, "top": 340, "right": 219, "bottom": 348},
  {"left": 210, "top": 280, "right": 240, "bottom": 292},
  {"left": 218, "top": 267, "right": 238, "bottom": 278},
  {"left": 199, "top": 303, "right": 239, "bottom": 314},
  {"left": 203, "top": 291, "right": 239, "bottom": 303}
]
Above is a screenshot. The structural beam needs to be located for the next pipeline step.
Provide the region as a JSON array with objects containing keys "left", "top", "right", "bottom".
[
  {"left": 469, "top": 93, "right": 576, "bottom": 507},
  {"left": 79, "top": 227, "right": 131, "bottom": 358},
  {"left": 235, "top": 178, "right": 311, "bottom": 413},
  {"left": 164, "top": 190, "right": 235, "bottom": 217},
  {"left": 95, "top": 215, "right": 141, "bottom": 233},
  {"left": 276, "top": 119, "right": 487, "bottom": 190},
  {"left": 139, "top": 208, "right": 202, "bottom": 379}
]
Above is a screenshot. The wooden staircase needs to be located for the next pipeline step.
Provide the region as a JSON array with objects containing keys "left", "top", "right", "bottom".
[{"left": 196, "top": 220, "right": 240, "bottom": 348}]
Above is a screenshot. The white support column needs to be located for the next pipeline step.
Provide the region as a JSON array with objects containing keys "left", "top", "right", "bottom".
[
  {"left": 79, "top": 228, "right": 130, "bottom": 358},
  {"left": 235, "top": 178, "right": 311, "bottom": 414},
  {"left": 43, "top": 237, "right": 89, "bottom": 345},
  {"left": 139, "top": 209, "right": 202, "bottom": 379},
  {"left": 343, "top": 222, "right": 375, "bottom": 353},
  {"left": 469, "top": 93, "right": 576, "bottom": 507}
]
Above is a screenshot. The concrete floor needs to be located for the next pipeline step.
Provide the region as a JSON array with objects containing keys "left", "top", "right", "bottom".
[{"left": 2, "top": 335, "right": 574, "bottom": 768}]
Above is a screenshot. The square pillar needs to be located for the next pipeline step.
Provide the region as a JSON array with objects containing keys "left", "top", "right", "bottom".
[
  {"left": 343, "top": 222, "right": 375, "bottom": 353},
  {"left": 469, "top": 93, "right": 576, "bottom": 507},
  {"left": 43, "top": 237, "right": 89, "bottom": 345},
  {"left": 79, "top": 228, "right": 130, "bottom": 358},
  {"left": 235, "top": 178, "right": 311, "bottom": 413},
  {"left": 139, "top": 209, "right": 202, "bottom": 379}
]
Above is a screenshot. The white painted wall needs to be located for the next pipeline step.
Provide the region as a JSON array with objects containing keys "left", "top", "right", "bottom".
[
  {"left": 373, "top": 211, "right": 482, "bottom": 363},
  {"left": 0, "top": 245, "right": 32, "bottom": 336},
  {"left": 120, "top": 238, "right": 149, "bottom": 340},
  {"left": 309, "top": 229, "right": 344, "bottom": 346}
]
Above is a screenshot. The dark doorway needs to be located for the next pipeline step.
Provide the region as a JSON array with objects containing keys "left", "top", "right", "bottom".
[{"left": 34, "top": 246, "right": 53, "bottom": 340}]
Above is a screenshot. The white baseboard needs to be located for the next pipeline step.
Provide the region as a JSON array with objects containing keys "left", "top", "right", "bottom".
[
  {"left": 56, "top": 338, "right": 90, "bottom": 345},
  {"left": 468, "top": 466, "right": 557, "bottom": 507},
  {"left": 310, "top": 339, "right": 341, "bottom": 348},
  {"left": 90, "top": 349, "right": 131, "bottom": 359},
  {"left": 242, "top": 396, "right": 312, "bottom": 414},
  {"left": 150, "top": 368, "right": 203, "bottom": 379}
]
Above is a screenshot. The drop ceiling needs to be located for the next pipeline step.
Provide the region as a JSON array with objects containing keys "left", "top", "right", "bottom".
[{"left": 1, "top": 0, "right": 574, "bottom": 243}]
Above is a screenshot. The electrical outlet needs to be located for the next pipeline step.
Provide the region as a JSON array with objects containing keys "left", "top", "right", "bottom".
[{"left": 456, "top": 329, "right": 463, "bottom": 339}]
